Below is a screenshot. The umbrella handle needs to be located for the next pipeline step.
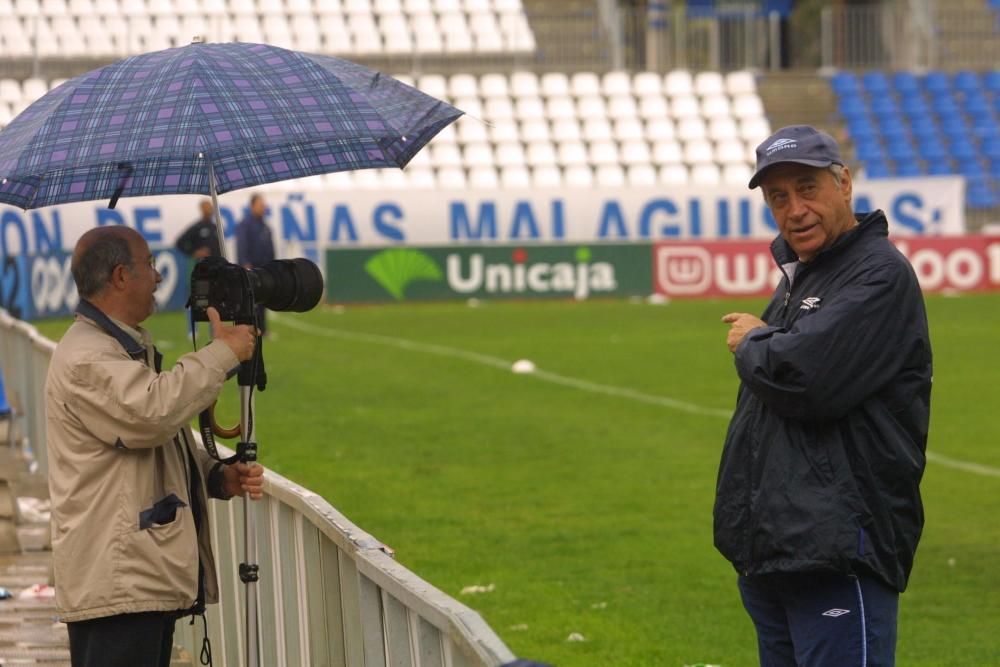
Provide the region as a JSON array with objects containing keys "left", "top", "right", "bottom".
[{"left": 208, "top": 400, "right": 241, "bottom": 439}]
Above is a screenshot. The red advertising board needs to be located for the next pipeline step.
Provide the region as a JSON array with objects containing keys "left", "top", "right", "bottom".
[{"left": 653, "top": 236, "right": 1000, "bottom": 298}]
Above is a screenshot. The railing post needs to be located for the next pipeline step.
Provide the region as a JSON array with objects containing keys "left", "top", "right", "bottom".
[{"left": 821, "top": 5, "right": 834, "bottom": 71}]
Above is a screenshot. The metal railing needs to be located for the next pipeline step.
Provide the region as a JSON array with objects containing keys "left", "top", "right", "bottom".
[{"left": 0, "top": 308, "right": 516, "bottom": 667}]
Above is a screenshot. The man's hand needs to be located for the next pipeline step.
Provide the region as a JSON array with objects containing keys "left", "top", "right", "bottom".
[
  {"left": 722, "top": 312, "right": 767, "bottom": 353},
  {"left": 222, "top": 461, "right": 265, "bottom": 500},
  {"left": 207, "top": 306, "right": 257, "bottom": 362}
]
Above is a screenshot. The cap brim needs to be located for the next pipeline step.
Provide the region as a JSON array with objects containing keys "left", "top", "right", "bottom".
[{"left": 747, "top": 158, "right": 839, "bottom": 189}]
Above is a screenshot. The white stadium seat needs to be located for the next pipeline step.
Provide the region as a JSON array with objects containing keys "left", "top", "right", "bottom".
[
  {"left": 664, "top": 70, "right": 694, "bottom": 97},
  {"left": 659, "top": 163, "right": 689, "bottom": 185},
  {"left": 500, "top": 165, "right": 532, "bottom": 188},
  {"left": 564, "top": 164, "right": 594, "bottom": 187},
  {"left": 726, "top": 70, "right": 758, "bottom": 96},
  {"left": 508, "top": 71, "right": 538, "bottom": 99},
  {"left": 633, "top": 72, "right": 664, "bottom": 97},
  {"left": 531, "top": 165, "right": 562, "bottom": 187},
  {"left": 694, "top": 71, "right": 725, "bottom": 97}
]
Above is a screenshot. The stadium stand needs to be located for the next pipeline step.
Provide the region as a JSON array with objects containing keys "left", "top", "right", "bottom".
[{"left": 830, "top": 69, "right": 1000, "bottom": 210}]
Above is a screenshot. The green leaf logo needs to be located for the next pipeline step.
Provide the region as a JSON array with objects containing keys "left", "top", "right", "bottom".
[{"left": 365, "top": 248, "right": 443, "bottom": 300}]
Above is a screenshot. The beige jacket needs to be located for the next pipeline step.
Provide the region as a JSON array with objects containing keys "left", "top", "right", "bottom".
[{"left": 45, "top": 305, "right": 240, "bottom": 622}]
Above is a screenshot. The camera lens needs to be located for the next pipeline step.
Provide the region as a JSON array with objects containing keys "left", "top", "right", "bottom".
[{"left": 250, "top": 258, "right": 324, "bottom": 312}]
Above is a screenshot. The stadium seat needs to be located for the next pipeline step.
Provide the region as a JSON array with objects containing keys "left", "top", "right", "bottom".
[
  {"left": 515, "top": 97, "right": 546, "bottom": 121},
  {"left": 607, "top": 95, "right": 638, "bottom": 120},
  {"left": 500, "top": 165, "right": 531, "bottom": 188},
  {"left": 627, "top": 164, "right": 658, "bottom": 186},
  {"left": 659, "top": 163, "right": 689, "bottom": 185},
  {"left": 520, "top": 118, "right": 551, "bottom": 143},
  {"left": 725, "top": 70, "right": 757, "bottom": 96},
  {"left": 587, "top": 140, "right": 620, "bottom": 166},
  {"left": 557, "top": 141, "right": 588, "bottom": 167},
  {"left": 862, "top": 71, "right": 891, "bottom": 96},
  {"left": 923, "top": 71, "right": 951, "bottom": 94},
  {"left": 984, "top": 70, "right": 1000, "bottom": 95},
  {"left": 484, "top": 97, "right": 515, "bottom": 121},
  {"left": 732, "top": 94, "right": 764, "bottom": 119},
  {"left": 570, "top": 71, "right": 602, "bottom": 98},
  {"left": 550, "top": 118, "right": 581, "bottom": 142},
  {"left": 638, "top": 95, "right": 670, "bottom": 120},
  {"left": 927, "top": 160, "right": 955, "bottom": 176},
  {"left": 462, "top": 142, "right": 495, "bottom": 168},
  {"left": 614, "top": 118, "right": 645, "bottom": 142},
  {"left": 715, "top": 138, "right": 746, "bottom": 164},
  {"left": 953, "top": 70, "right": 983, "bottom": 95},
  {"left": 595, "top": 164, "right": 626, "bottom": 187},
  {"left": 620, "top": 140, "right": 652, "bottom": 166},
  {"left": 709, "top": 117, "right": 739, "bottom": 141},
  {"left": 494, "top": 141, "right": 525, "bottom": 168},
  {"left": 531, "top": 165, "right": 562, "bottom": 187},
  {"left": 694, "top": 71, "right": 725, "bottom": 97},
  {"left": 545, "top": 96, "right": 576, "bottom": 121},
  {"left": 633, "top": 72, "right": 664, "bottom": 97},
  {"left": 482, "top": 72, "right": 512, "bottom": 99},
  {"left": 683, "top": 139, "right": 714, "bottom": 165},
  {"left": 691, "top": 163, "right": 721, "bottom": 185},
  {"left": 670, "top": 95, "right": 700, "bottom": 119},
  {"left": 582, "top": 118, "right": 613, "bottom": 142},
  {"left": 508, "top": 72, "right": 542, "bottom": 98},
  {"left": 645, "top": 118, "right": 677, "bottom": 141},
  {"left": 700, "top": 94, "right": 731, "bottom": 119},
  {"left": 576, "top": 95, "right": 607, "bottom": 121},
  {"left": 652, "top": 139, "right": 683, "bottom": 165},
  {"left": 676, "top": 117, "right": 707, "bottom": 141},
  {"left": 829, "top": 71, "right": 860, "bottom": 96},
  {"left": 664, "top": 70, "right": 694, "bottom": 97},
  {"left": 722, "top": 162, "right": 753, "bottom": 185},
  {"left": 468, "top": 166, "right": 499, "bottom": 188},
  {"left": 862, "top": 160, "right": 891, "bottom": 179},
  {"left": 436, "top": 166, "right": 467, "bottom": 188},
  {"left": 891, "top": 71, "right": 921, "bottom": 95},
  {"left": 602, "top": 71, "right": 632, "bottom": 97},
  {"left": 564, "top": 164, "right": 594, "bottom": 187},
  {"left": 525, "top": 141, "right": 557, "bottom": 167}
]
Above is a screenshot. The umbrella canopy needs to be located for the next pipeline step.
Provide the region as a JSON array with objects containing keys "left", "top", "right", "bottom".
[{"left": 0, "top": 41, "right": 462, "bottom": 209}]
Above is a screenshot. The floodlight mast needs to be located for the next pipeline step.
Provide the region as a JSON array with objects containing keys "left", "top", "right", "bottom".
[{"left": 208, "top": 161, "right": 263, "bottom": 667}]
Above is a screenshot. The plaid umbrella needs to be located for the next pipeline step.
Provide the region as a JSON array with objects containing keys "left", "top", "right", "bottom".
[{"left": 0, "top": 41, "right": 462, "bottom": 209}]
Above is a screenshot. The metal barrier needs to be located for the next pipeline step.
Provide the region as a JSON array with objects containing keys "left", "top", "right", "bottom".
[{"left": 0, "top": 308, "right": 516, "bottom": 667}]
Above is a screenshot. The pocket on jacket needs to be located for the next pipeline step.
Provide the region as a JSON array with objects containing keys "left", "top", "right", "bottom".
[{"left": 139, "top": 493, "right": 188, "bottom": 530}]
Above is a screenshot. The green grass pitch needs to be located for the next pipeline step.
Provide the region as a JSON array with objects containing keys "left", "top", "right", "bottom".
[{"left": 30, "top": 293, "right": 1000, "bottom": 666}]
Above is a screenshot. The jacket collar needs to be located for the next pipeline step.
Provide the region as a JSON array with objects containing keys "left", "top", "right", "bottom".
[
  {"left": 75, "top": 300, "right": 162, "bottom": 372},
  {"left": 771, "top": 209, "right": 887, "bottom": 266}
]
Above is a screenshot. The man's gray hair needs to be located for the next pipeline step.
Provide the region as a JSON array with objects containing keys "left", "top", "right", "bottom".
[
  {"left": 72, "top": 233, "right": 134, "bottom": 299},
  {"left": 829, "top": 163, "right": 845, "bottom": 189}
]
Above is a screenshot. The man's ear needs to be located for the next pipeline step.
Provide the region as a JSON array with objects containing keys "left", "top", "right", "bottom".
[
  {"left": 110, "top": 263, "right": 129, "bottom": 291},
  {"left": 840, "top": 165, "right": 853, "bottom": 203}
]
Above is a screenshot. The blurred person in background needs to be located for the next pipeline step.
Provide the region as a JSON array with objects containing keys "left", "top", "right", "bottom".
[
  {"left": 236, "top": 192, "right": 275, "bottom": 337},
  {"left": 46, "top": 226, "right": 264, "bottom": 667},
  {"left": 715, "top": 125, "right": 932, "bottom": 666},
  {"left": 175, "top": 198, "right": 222, "bottom": 261}
]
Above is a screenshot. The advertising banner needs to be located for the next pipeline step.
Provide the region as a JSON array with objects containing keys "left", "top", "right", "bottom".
[
  {"left": 0, "top": 249, "right": 191, "bottom": 321},
  {"left": 0, "top": 177, "right": 966, "bottom": 263},
  {"left": 653, "top": 236, "right": 1000, "bottom": 298},
  {"left": 326, "top": 243, "right": 654, "bottom": 303}
]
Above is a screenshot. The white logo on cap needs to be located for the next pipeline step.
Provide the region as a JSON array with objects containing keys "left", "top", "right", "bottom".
[{"left": 766, "top": 138, "right": 797, "bottom": 155}]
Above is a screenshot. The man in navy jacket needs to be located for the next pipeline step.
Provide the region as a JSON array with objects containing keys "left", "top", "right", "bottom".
[{"left": 716, "top": 125, "right": 932, "bottom": 666}]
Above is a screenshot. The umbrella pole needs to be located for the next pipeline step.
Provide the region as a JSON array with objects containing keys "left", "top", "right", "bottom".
[
  {"left": 208, "top": 155, "right": 263, "bottom": 666},
  {"left": 207, "top": 158, "right": 228, "bottom": 262},
  {"left": 239, "top": 381, "right": 262, "bottom": 667}
]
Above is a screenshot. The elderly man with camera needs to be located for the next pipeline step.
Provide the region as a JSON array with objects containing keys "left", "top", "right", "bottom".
[{"left": 45, "top": 225, "right": 264, "bottom": 667}]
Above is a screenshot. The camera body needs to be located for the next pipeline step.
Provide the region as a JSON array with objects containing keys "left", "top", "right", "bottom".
[{"left": 188, "top": 256, "right": 324, "bottom": 323}]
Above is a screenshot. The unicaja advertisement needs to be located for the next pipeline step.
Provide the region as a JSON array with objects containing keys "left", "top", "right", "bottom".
[{"left": 325, "top": 244, "right": 654, "bottom": 303}]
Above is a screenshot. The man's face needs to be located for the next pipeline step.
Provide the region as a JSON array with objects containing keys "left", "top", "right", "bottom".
[
  {"left": 760, "top": 163, "right": 855, "bottom": 262},
  {"left": 251, "top": 196, "right": 266, "bottom": 218},
  {"left": 124, "top": 235, "right": 162, "bottom": 324}
]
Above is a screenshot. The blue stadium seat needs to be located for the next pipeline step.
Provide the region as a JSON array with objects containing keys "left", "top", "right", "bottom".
[
  {"left": 963, "top": 94, "right": 993, "bottom": 118},
  {"left": 927, "top": 160, "right": 955, "bottom": 176},
  {"left": 837, "top": 95, "right": 868, "bottom": 120},
  {"left": 959, "top": 159, "right": 986, "bottom": 177},
  {"left": 966, "top": 177, "right": 998, "bottom": 209},
  {"left": 923, "top": 71, "right": 951, "bottom": 94},
  {"left": 972, "top": 119, "right": 1000, "bottom": 142},
  {"left": 941, "top": 118, "right": 972, "bottom": 142},
  {"left": 918, "top": 138, "right": 950, "bottom": 162},
  {"left": 953, "top": 71, "right": 983, "bottom": 95},
  {"left": 862, "top": 71, "right": 891, "bottom": 96},
  {"left": 983, "top": 136, "right": 1000, "bottom": 161},
  {"left": 899, "top": 93, "right": 930, "bottom": 118},
  {"left": 910, "top": 117, "right": 941, "bottom": 141},
  {"left": 984, "top": 70, "right": 1000, "bottom": 95},
  {"left": 855, "top": 141, "right": 887, "bottom": 162},
  {"left": 879, "top": 118, "right": 910, "bottom": 142},
  {"left": 930, "top": 93, "right": 961, "bottom": 116},
  {"left": 989, "top": 158, "right": 1000, "bottom": 178},
  {"left": 847, "top": 121, "right": 879, "bottom": 144},
  {"left": 893, "top": 162, "right": 922, "bottom": 177},
  {"left": 950, "top": 140, "right": 980, "bottom": 162},
  {"left": 892, "top": 71, "right": 921, "bottom": 95},
  {"left": 870, "top": 95, "right": 900, "bottom": 117},
  {"left": 887, "top": 141, "right": 918, "bottom": 163},
  {"left": 830, "top": 71, "right": 860, "bottom": 96},
  {"left": 863, "top": 159, "right": 892, "bottom": 179}
]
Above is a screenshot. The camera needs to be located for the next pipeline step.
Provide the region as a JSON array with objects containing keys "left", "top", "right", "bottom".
[{"left": 188, "top": 256, "right": 324, "bottom": 323}]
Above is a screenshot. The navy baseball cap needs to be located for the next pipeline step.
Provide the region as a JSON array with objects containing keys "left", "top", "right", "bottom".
[{"left": 748, "top": 125, "right": 844, "bottom": 189}]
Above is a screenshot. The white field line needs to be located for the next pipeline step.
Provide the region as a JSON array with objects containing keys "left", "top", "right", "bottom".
[{"left": 274, "top": 315, "right": 1000, "bottom": 478}]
